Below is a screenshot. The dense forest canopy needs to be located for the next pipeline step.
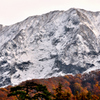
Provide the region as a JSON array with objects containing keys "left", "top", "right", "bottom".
[{"left": 0, "top": 70, "right": 100, "bottom": 100}]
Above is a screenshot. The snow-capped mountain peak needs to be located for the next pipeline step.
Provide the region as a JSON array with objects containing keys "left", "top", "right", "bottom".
[{"left": 1, "top": 8, "right": 100, "bottom": 87}]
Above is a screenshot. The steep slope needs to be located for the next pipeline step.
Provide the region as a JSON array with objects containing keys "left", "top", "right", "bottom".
[{"left": 0, "top": 8, "right": 100, "bottom": 87}]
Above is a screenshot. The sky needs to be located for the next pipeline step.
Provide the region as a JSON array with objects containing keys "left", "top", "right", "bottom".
[{"left": 0, "top": 0, "right": 100, "bottom": 25}]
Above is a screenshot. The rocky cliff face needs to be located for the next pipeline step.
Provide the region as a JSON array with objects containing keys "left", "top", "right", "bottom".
[{"left": 0, "top": 8, "right": 100, "bottom": 87}]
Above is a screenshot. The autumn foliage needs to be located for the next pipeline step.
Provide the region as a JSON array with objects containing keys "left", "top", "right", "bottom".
[{"left": 1, "top": 70, "right": 100, "bottom": 99}]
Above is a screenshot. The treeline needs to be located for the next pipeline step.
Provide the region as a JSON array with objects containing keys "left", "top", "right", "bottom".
[{"left": 0, "top": 70, "right": 100, "bottom": 100}]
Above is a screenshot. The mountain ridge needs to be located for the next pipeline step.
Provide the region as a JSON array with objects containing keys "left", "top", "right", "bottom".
[{"left": 0, "top": 8, "right": 100, "bottom": 87}]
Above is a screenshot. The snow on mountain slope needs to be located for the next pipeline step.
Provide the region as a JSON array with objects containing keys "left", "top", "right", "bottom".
[{"left": 0, "top": 8, "right": 100, "bottom": 87}]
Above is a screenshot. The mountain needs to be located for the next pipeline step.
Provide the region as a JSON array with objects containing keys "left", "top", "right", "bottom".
[{"left": 0, "top": 8, "right": 100, "bottom": 87}]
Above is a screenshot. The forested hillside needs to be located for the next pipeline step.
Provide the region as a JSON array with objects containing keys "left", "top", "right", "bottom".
[{"left": 1, "top": 70, "right": 100, "bottom": 100}]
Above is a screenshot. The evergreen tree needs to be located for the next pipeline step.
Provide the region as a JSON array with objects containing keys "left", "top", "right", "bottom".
[
  {"left": 8, "top": 81, "right": 52, "bottom": 100},
  {"left": 7, "top": 86, "right": 31, "bottom": 100},
  {"left": 53, "top": 83, "right": 71, "bottom": 100}
]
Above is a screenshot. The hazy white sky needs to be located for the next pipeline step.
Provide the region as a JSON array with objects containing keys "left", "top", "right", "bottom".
[{"left": 0, "top": 0, "right": 100, "bottom": 25}]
